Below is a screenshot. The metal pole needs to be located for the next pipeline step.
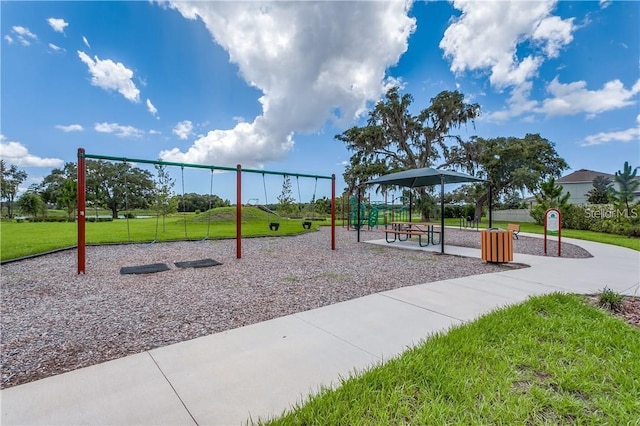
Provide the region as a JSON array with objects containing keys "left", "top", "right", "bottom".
[
  {"left": 331, "top": 174, "right": 336, "bottom": 250},
  {"left": 384, "top": 190, "right": 387, "bottom": 226},
  {"left": 236, "top": 164, "right": 242, "bottom": 259},
  {"left": 440, "top": 176, "right": 445, "bottom": 254},
  {"left": 409, "top": 191, "right": 413, "bottom": 223},
  {"left": 357, "top": 186, "right": 361, "bottom": 243},
  {"left": 77, "top": 148, "right": 86, "bottom": 274},
  {"left": 544, "top": 211, "right": 548, "bottom": 255},
  {"left": 558, "top": 210, "right": 562, "bottom": 257}
]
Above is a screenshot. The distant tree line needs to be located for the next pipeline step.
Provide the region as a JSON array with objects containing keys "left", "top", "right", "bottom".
[
  {"left": 1, "top": 159, "right": 230, "bottom": 220},
  {"left": 175, "top": 193, "right": 229, "bottom": 213}
]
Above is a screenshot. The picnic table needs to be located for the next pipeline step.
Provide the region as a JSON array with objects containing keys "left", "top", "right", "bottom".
[{"left": 384, "top": 221, "right": 441, "bottom": 247}]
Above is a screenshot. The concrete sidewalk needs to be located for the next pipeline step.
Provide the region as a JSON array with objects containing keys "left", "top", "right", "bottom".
[{"left": 2, "top": 235, "right": 638, "bottom": 425}]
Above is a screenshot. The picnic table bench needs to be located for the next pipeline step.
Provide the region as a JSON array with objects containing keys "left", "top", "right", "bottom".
[
  {"left": 507, "top": 223, "right": 521, "bottom": 239},
  {"left": 384, "top": 222, "right": 441, "bottom": 247}
]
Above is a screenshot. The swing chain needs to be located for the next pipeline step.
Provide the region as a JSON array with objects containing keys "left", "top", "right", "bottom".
[
  {"left": 181, "top": 166, "right": 187, "bottom": 239},
  {"left": 123, "top": 160, "right": 131, "bottom": 242},
  {"left": 204, "top": 168, "right": 214, "bottom": 241}
]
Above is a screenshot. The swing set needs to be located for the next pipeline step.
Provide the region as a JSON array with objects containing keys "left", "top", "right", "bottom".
[
  {"left": 76, "top": 148, "right": 336, "bottom": 274},
  {"left": 260, "top": 174, "right": 319, "bottom": 231}
]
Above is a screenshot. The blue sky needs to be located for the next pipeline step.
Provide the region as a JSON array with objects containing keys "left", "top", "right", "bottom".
[{"left": 1, "top": 0, "right": 638, "bottom": 204}]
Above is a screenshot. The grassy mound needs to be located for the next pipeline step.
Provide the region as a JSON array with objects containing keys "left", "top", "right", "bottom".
[{"left": 189, "top": 206, "right": 272, "bottom": 223}]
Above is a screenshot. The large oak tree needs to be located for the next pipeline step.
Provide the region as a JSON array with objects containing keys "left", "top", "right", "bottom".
[
  {"left": 337, "top": 87, "right": 480, "bottom": 219},
  {"left": 337, "top": 87, "right": 568, "bottom": 221},
  {"left": 86, "top": 160, "right": 155, "bottom": 219},
  {"left": 338, "top": 87, "right": 480, "bottom": 191},
  {"left": 443, "top": 134, "right": 568, "bottom": 219}
]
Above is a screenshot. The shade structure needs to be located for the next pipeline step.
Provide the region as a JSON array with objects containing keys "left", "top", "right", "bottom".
[
  {"left": 360, "top": 167, "right": 486, "bottom": 254},
  {"left": 363, "top": 167, "right": 484, "bottom": 188}
]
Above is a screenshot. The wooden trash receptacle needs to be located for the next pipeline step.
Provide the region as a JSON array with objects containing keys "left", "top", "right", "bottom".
[{"left": 481, "top": 229, "right": 514, "bottom": 263}]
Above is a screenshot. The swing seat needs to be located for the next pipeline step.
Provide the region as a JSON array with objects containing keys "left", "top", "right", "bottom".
[
  {"left": 302, "top": 220, "right": 312, "bottom": 229},
  {"left": 269, "top": 222, "right": 280, "bottom": 231}
]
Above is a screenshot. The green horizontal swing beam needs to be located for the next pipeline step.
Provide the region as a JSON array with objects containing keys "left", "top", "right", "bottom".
[{"left": 79, "top": 152, "right": 333, "bottom": 180}]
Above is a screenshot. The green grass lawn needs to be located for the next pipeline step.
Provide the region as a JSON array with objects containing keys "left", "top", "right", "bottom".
[
  {"left": 263, "top": 293, "right": 640, "bottom": 425},
  {"left": 0, "top": 207, "right": 324, "bottom": 261}
]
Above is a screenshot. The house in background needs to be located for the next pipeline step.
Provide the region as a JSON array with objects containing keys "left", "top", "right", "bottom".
[{"left": 557, "top": 168, "right": 640, "bottom": 205}]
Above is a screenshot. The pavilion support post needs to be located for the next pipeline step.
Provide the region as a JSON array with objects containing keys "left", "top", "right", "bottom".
[
  {"left": 236, "top": 164, "right": 242, "bottom": 259},
  {"left": 77, "top": 148, "right": 86, "bottom": 274},
  {"left": 331, "top": 174, "right": 336, "bottom": 250},
  {"left": 440, "top": 175, "right": 445, "bottom": 254},
  {"left": 409, "top": 191, "right": 413, "bottom": 223},
  {"left": 357, "top": 186, "right": 361, "bottom": 242}
]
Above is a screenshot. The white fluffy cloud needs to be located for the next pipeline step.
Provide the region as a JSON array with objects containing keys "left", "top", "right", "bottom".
[
  {"left": 77, "top": 51, "right": 140, "bottom": 102},
  {"left": 55, "top": 124, "right": 84, "bottom": 132},
  {"left": 440, "top": 0, "right": 574, "bottom": 89},
  {"left": 11, "top": 26, "right": 37, "bottom": 46},
  {"left": 486, "top": 78, "right": 640, "bottom": 121},
  {"left": 159, "top": 1, "right": 415, "bottom": 167},
  {"left": 0, "top": 135, "right": 63, "bottom": 167},
  {"left": 172, "top": 120, "right": 193, "bottom": 140},
  {"left": 538, "top": 77, "right": 640, "bottom": 117},
  {"left": 47, "top": 18, "right": 69, "bottom": 34},
  {"left": 82, "top": 36, "right": 90, "bottom": 48},
  {"left": 438, "top": 1, "right": 639, "bottom": 123},
  {"left": 146, "top": 99, "right": 158, "bottom": 117},
  {"left": 94, "top": 122, "right": 143, "bottom": 138},
  {"left": 582, "top": 115, "right": 640, "bottom": 147}
]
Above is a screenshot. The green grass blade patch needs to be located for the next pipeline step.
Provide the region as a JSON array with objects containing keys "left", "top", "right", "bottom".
[
  {"left": 0, "top": 207, "right": 317, "bottom": 260},
  {"left": 264, "top": 293, "right": 640, "bottom": 425}
]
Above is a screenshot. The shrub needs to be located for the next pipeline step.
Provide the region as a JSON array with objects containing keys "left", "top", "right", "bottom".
[
  {"left": 529, "top": 204, "right": 545, "bottom": 225},
  {"left": 623, "top": 223, "right": 640, "bottom": 238},
  {"left": 598, "top": 287, "right": 624, "bottom": 313},
  {"left": 29, "top": 217, "right": 69, "bottom": 223},
  {"left": 562, "top": 204, "right": 591, "bottom": 230},
  {"left": 85, "top": 216, "right": 113, "bottom": 222}
]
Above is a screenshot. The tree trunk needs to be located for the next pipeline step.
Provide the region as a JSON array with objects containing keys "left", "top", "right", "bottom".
[
  {"left": 109, "top": 202, "right": 118, "bottom": 219},
  {"left": 418, "top": 187, "right": 428, "bottom": 221},
  {"left": 626, "top": 201, "right": 632, "bottom": 219},
  {"left": 475, "top": 191, "right": 489, "bottom": 222}
]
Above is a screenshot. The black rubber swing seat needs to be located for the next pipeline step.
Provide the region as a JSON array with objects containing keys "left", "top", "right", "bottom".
[
  {"left": 302, "top": 221, "right": 312, "bottom": 229},
  {"left": 120, "top": 263, "right": 171, "bottom": 275},
  {"left": 269, "top": 222, "right": 280, "bottom": 231},
  {"left": 175, "top": 259, "right": 222, "bottom": 268}
]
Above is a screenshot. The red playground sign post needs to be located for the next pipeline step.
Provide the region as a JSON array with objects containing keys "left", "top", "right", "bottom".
[{"left": 544, "top": 208, "right": 562, "bottom": 257}]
